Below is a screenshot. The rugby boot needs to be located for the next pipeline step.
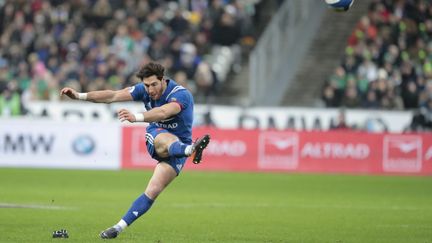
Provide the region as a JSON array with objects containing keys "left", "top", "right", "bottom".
[
  {"left": 191, "top": 134, "right": 210, "bottom": 164},
  {"left": 100, "top": 227, "right": 120, "bottom": 239}
]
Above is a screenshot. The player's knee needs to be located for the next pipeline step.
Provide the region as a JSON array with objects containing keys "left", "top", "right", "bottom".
[
  {"left": 145, "top": 183, "right": 164, "bottom": 199},
  {"left": 154, "top": 142, "right": 169, "bottom": 158},
  {"left": 154, "top": 134, "right": 177, "bottom": 158}
]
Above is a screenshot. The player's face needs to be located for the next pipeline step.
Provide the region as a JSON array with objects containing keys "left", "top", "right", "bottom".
[{"left": 143, "top": 75, "right": 166, "bottom": 100}]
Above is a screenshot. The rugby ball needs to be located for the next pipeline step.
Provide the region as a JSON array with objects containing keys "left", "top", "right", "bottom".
[{"left": 325, "top": 0, "right": 354, "bottom": 11}]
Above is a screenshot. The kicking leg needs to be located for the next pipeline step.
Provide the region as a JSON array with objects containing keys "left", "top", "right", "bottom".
[
  {"left": 155, "top": 132, "right": 193, "bottom": 158},
  {"left": 155, "top": 132, "right": 211, "bottom": 161},
  {"left": 100, "top": 163, "right": 177, "bottom": 239}
]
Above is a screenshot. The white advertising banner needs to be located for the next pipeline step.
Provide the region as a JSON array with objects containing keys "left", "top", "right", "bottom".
[
  {"left": 0, "top": 120, "right": 121, "bottom": 169},
  {"left": 25, "top": 102, "right": 414, "bottom": 133},
  {"left": 195, "top": 106, "right": 413, "bottom": 133}
]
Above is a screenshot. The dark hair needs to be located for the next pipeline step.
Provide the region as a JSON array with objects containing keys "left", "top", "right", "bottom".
[{"left": 136, "top": 62, "right": 165, "bottom": 81}]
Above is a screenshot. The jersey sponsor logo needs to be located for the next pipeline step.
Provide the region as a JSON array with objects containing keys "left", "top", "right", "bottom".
[
  {"left": 155, "top": 122, "right": 178, "bottom": 129},
  {"left": 383, "top": 135, "right": 422, "bottom": 173}
]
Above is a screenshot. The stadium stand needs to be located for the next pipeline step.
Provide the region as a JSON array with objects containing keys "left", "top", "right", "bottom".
[
  {"left": 280, "top": 0, "right": 371, "bottom": 107},
  {"left": 321, "top": 0, "right": 432, "bottom": 114},
  {"left": 0, "top": 0, "right": 266, "bottom": 116}
]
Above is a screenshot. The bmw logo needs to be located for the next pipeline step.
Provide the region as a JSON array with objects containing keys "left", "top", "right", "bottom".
[{"left": 72, "top": 135, "right": 95, "bottom": 155}]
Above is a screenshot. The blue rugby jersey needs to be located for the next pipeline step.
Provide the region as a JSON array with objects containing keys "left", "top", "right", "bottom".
[{"left": 129, "top": 79, "right": 193, "bottom": 144}]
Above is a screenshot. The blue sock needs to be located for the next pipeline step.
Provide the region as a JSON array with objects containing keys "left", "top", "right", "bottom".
[
  {"left": 168, "top": 141, "right": 188, "bottom": 157},
  {"left": 122, "top": 194, "right": 154, "bottom": 226}
]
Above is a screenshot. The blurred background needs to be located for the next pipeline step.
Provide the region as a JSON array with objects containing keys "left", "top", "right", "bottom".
[
  {"left": 0, "top": 0, "right": 431, "bottom": 173},
  {"left": 1, "top": 1, "right": 432, "bottom": 242}
]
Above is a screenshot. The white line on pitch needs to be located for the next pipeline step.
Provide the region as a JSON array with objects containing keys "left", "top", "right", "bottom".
[{"left": 0, "top": 203, "right": 74, "bottom": 210}]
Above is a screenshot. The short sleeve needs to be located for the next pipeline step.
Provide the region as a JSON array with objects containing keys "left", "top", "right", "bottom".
[
  {"left": 166, "top": 88, "right": 190, "bottom": 110},
  {"left": 129, "top": 83, "right": 147, "bottom": 101}
]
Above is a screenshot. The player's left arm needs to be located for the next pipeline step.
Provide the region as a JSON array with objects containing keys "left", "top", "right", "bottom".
[{"left": 118, "top": 102, "right": 181, "bottom": 123}]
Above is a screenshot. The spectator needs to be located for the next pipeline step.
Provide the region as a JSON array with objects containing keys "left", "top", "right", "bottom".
[
  {"left": 169, "top": 9, "right": 190, "bottom": 37},
  {"left": 92, "top": 0, "right": 112, "bottom": 17},
  {"left": 0, "top": 81, "right": 24, "bottom": 116},
  {"left": 0, "top": 0, "right": 261, "bottom": 114},
  {"left": 341, "top": 86, "right": 361, "bottom": 108},
  {"left": 362, "top": 90, "right": 380, "bottom": 109},
  {"left": 323, "top": 0, "right": 432, "bottom": 111},
  {"left": 381, "top": 88, "right": 404, "bottom": 110},
  {"left": 330, "top": 109, "right": 351, "bottom": 130},
  {"left": 194, "top": 61, "right": 219, "bottom": 102},
  {"left": 321, "top": 82, "right": 340, "bottom": 108},
  {"left": 409, "top": 100, "right": 432, "bottom": 131},
  {"left": 402, "top": 81, "right": 419, "bottom": 109},
  {"left": 211, "top": 6, "right": 241, "bottom": 46}
]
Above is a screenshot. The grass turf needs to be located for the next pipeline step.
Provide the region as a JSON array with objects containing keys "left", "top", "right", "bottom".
[{"left": 0, "top": 168, "right": 431, "bottom": 242}]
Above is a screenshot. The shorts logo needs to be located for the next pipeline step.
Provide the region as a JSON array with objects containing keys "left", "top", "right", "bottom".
[
  {"left": 258, "top": 132, "right": 299, "bottom": 169},
  {"left": 383, "top": 135, "right": 422, "bottom": 173}
]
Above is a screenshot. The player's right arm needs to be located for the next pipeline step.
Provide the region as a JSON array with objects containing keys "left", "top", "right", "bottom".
[{"left": 60, "top": 87, "right": 133, "bottom": 103}]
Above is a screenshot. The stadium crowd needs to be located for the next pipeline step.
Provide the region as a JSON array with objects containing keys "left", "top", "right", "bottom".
[
  {"left": 322, "top": 0, "right": 432, "bottom": 130},
  {"left": 0, "top": 0, "right": 261, "bottom": 116}
]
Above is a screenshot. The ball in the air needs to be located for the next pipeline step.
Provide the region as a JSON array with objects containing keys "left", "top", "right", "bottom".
[{"left": 325, "top": 0, "right": 355, "bottom": 12}]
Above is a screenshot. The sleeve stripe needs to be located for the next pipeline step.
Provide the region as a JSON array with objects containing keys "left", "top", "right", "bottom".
[
  {"left": 171, "top": 100, "right": 183, "bottom": 109},
  {"left": 166, "top": 86, "right": 186, "bottom": 101}
]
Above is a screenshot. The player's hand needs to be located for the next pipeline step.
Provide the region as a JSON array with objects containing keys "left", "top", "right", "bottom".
[
  {"left": 60, "top": 87, "right": 78, "bottom": 100},
  {"left": 118, "top": 109, "right": 136, "bottom": 123}
]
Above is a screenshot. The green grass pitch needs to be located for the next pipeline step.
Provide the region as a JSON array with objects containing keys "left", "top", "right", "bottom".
[{"left": 0, "top": 168, "right": 431, "bottom": 243}]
